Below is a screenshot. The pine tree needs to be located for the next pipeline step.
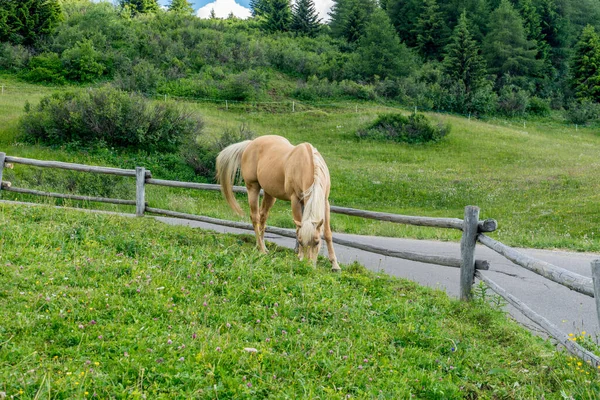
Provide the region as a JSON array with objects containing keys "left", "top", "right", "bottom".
[
  {"left": 168, "top": 0, "right": 194, "bottom": 14},
  {"left": 329, "top": 0, "right": 375, "bottom": 43},
  {"left": 482, "top": 0, "right": 541, "bottom": 79},
  {"left": 250, "top": 0, "right": 270, "bottom": 18},
  {"left": 571, "top": 25, "right": 600, "bottom": 101},
  {"left": 353, "top": 9, "right": 413, "bottom": 79},
  {"left": 518, "top": 0, "right": 552, "bottom": 73},
  {"left": 1, "top": 0, "right": 62, "bottom": 46},
  {"left": 209, "top": 8, "right": 217, "bottom": 19},
  {"left": 414, "top": 0, "right": 449, "bottom": 60},
  {"left": 386, "top": 0, "right": 421, "bottom": 46},
  {"left": 263, "top": 0, "right": 291, "bottom": 32},
  {"left": 440, "top": 0, "right": 489, "bottom": 42},
  {"left": 291, "top": 0, "right": 321, "bottom": 37},
  {"left": 443, "top": 11, "right": 487, "bottom": 93},
  {"left": 119, "top": 0, "right": 160, "bottom": 15}
]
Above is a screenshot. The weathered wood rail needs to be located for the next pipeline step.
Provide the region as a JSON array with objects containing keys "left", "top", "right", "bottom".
[{"left": 1, "top": 152, "right": 599, "bottom": 366}]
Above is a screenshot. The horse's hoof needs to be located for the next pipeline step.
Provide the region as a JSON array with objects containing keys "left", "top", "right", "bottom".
[{"left": 331, "top": 266, "right": 341, "bottom": 273}]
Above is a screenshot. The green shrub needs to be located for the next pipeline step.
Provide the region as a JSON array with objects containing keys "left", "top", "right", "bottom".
[
  {"left": 526, "top": 96, "right": 551, "bottom": 116},
  {"left": 357, "top": 113, "right": 450, "bottom": 144},
  {"left": 565, "top": 100, "right": 600, "bottom": 125},
  {"left": 20, "top": 53, "right": 66, "bottom": 84},
  {"left": 61, "top": 39, "right": 106, "bottom": 82},
  {"left": 0, "top": 43, "right": 31, "bottom": 72},
  {"left": 20, "top": 86, "right": 203, "bottom": 152},
  {"left": 497, "top": 85, "right": 529, "bottom": 117},
  {"left": 182, "top": 124, "right": 255, "bottom": 180}
]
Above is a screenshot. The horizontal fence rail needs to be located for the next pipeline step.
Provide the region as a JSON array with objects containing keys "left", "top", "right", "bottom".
[
  {"left": 478, "top": 234, "right": 594, "bottom": 297},
  {"left": 2, "top": 152, "right": 600, "bottom": 366},
  {"left": 475, "top": 270, "right": 600, "bottom": 368},
  {"left": 3, "top": 186, "right": 139, "bottom": 206},
  {"left": 5, "top": 156, "right": 152, "bottom": 178}
]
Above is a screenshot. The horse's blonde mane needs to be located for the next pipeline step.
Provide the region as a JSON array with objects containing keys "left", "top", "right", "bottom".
[{"left": 299, "top": 146, "right": 328, "bottom": 236}]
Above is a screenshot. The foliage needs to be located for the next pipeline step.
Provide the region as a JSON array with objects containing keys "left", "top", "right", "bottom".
[
  {"left": 526, "top": 96, "right": 551, "bottom": 116},
  {"left": 182, "top": 124, "right": 255, "bottom": 180},
  {"left": 351, "top": 9, "right": 414, "bottom": 81},
  {"left": 168, "top": 0, "right": 194, "bottom": 14},
  {"left": 565, "top": 99, "right": 600, "bottom": 125},
  {"left": 496, "top": 84, "right": 530, "bottom": 116},
  {"left": 357, "top": 112, "right": 450, "bottom": 144},
  {"left": 61, "top": 39, "right": 106, "bottom": 82},
  {"left": 328, "top": 0, "right": 376, "bottom": 43},
  {"left": 20, "top": 52, "right": 66, "bottom": 84},
  {"left": 19, "top": 87, "right": 204, "bottom": 152},
  {"left": 118, "top": 0, "right": 159, "bottom": 15},
  {"left": 0, "top": 0, "right": 62, "bottom": 46},
  {"left": 261, "top": 0, "right": 292, "bottom": 33},
  {"left": 482, "top": 0, "right": 541, "bottom": 82},
  {"left": 0, "top": 204, "right": 598, "bottom": 398},
  {"left": 290, "top": 0, "right": 321, "bottom": 37},
  {"left": 414, "top": 0, "right": 449, "bottom": 61},
  {"left": 571, "top": 25, "right": 600, "bottom": 102}
]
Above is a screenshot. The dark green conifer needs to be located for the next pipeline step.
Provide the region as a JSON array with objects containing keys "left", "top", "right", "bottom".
[
  {"left": 443, "top": 11, "right": 487, "bottom": 93},
  {"left": 414, "top": 0, "right": 449, "bottom": 60},
  {"left": 291, "top": 0, "right": 320, "bottom": 37},
  {"left": 168, "top": 0, "right": 194, "bottom": 14},
  {"left": 571, "top": 25, "right": 600, "bottom": 101}
]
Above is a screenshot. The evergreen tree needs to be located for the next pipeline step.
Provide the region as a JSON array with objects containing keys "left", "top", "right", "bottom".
[
  {"left": 119, "top": 0, "right": 160, "bottom": 15},
  {"left": 518, "top": 0, "right": 552, "bottom": 73},
  {"left": 329, "top": 0, "right": 375, "bottom": 43},
  {"left": 291, "top": 0, "right": 321, "bottom": 37},
  {"left": 414, "top": 0, "right": 449, "bottom": 60},
  {"left": 386, "top": 0, "right": 421, "bottom": 46},
  {"left": 571, "top": 25, "right": 600, "bottom": 101},
  {"left": 168, "top": 0, "right": 194, "bottom": 14},
  {"left": 0, "top": 0, "right": 62, "bottom": 46},
  {"left": 353, "top": 9, "right": 413, "bottom": 79},
  {"left": 263, "top": 0, "right": 291, "bottom": 32},
  {"left": 443, "top": 11, "right": 487, "bottom": 93},
  {"left": 250, "top": 0, "right": 270, "bottom": 18},
  {"left": 482, "top": 0, "right": 541, "bottom": 80},
  {"left": 209, "top": 8, "right": 217, "bottom": 19}
]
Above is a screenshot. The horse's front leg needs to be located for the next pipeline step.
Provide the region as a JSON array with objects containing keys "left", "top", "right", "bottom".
[
  {"left": 259, "top": 193, "right": 276, "bottom": 251},
  {"left": 291, "top": 195, "right": 304, "bottom": 257},
  {"left": 324, "top": 200, "right": 341, "bottom": 272},
  {"left": 247, "top": 184, "right": 267, "bottom": 253}
]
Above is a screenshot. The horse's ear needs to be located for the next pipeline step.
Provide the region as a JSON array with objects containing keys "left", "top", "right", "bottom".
[
  {"left": 314, "top": 219, "right": 324, "bottom": 230},
  {"left": 294, "top": 220, "right": 302, "bottom": 229}
]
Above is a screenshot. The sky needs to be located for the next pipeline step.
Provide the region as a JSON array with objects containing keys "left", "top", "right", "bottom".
[{"left": 155, "top": 0, "right": 334, "bottom": 20}]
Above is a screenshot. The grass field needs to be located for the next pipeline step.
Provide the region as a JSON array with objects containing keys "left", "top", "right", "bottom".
[
  {"left": 1, "top": 75, "right": 600, "bottom": 252},
  {"left": 0, "top": 202, "right": 598, "bottom": 398}
]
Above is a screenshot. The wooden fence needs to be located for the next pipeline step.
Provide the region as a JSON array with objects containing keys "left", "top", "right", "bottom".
[{"left": 1, "top": 152, "right": 599, "bottom": 366}]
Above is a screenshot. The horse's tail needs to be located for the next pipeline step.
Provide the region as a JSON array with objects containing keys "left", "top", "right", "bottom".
[{"left": 216, "top": 140, "right": 252, "bottom": 216}]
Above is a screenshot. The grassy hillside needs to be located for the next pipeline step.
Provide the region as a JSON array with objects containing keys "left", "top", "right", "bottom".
[
  {"left": 1, "top": 75, "right": 600, "bottom": 252},
  {"left": 0, "top": 202, "right": 598, "bottom": 398}
]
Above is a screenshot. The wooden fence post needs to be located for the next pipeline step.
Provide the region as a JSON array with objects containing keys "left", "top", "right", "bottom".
[
  {"left": 0, "top": 152, "right": 5, "bottom": 192},
  {"left": 592, "top": 260, "right": 600, "bottom": 329},
  {"left": 136, "top": 167, "right": 146, "bottom": 217},
  {"left": 460, "top": 205, "right": 480, "bottom": 301}
]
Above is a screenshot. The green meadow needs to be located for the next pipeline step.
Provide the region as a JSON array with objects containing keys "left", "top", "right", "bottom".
[
  {"left": 1, "top": 74, "right": 599, "bottom": 251},
  {"left": 0, "top": 203, "right": 598, "bottom": 398}
]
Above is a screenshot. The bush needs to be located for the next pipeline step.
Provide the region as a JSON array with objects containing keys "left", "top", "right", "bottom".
[
  {"left": 181, "top": 124, "right": 255, "bottom": 180},
  {"left": 357, "top": 113, "right": 450, "bottom": 144},
  {"left": 0, "top": 43, "right": 31, "bottom": 72},
  {"left": 20, "top": 53, "right": 66, "bottom": 84},
  {"left": 20, "top": 86, "right": 203, "bottom": 152},
  {"left": 497, "top": 85, "right": 529, "bottom": 117},
  {"left": 526, "top": 96, "right": 551, "bottom": 117},
  {"left": 61, "top": 39, "right": 106, "bottom": 82},
  {"left": 565, "top": 100, "right": 600, "bottom": 125}
]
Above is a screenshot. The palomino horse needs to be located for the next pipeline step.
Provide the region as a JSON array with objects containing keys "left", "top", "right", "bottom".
[{"left": 216, "top": 135, "right": 340, "bottom": 272}]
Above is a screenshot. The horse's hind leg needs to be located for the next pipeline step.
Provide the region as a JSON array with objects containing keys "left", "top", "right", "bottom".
[
  {"left": 259, "top": 193, "right": 276, "bottom": 251},
  {"left": 324, "top": 200, "right": 341, "bottom": 272},
  {"left": 247, "top": 184, "right": 267, "bottom": 253}
]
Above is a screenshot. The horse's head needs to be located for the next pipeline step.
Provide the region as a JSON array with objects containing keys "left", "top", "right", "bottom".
[{"left": 294, "top": 219, "right": 324, "bottom": 265}]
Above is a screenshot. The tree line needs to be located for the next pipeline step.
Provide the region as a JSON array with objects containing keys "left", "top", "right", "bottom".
[{"left": 0, "top": 0, "right": 599, "bottom": 120}]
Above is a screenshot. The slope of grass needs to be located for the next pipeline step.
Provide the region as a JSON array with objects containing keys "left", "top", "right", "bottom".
[
  {"left": 0, "top": 202, "right": 598, "bottom": 398},
  {"left": 1, "top": 75, "right": 600, "bottom": 252}
]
